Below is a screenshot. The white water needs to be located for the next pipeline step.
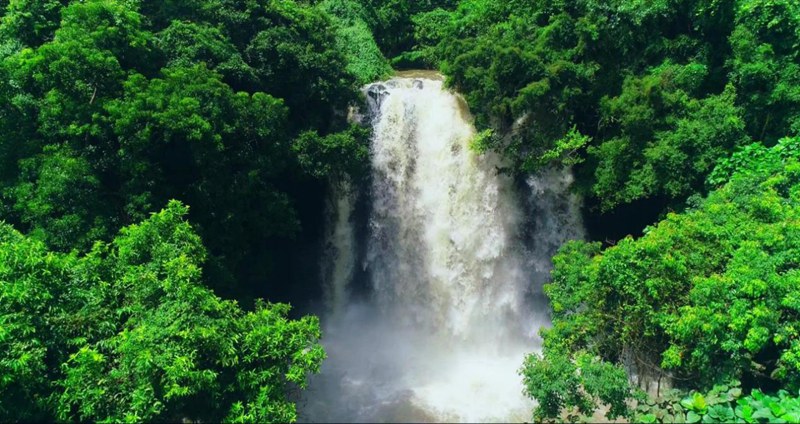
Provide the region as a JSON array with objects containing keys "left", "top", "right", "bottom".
[
  {"left": 320, "top": 177, "right": 358, "bottom": 315},
  {"left": 303, "top": 75, "right": 583, "bottom": 423}
]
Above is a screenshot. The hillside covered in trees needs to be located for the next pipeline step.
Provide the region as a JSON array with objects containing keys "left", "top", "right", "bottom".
[{"left": 2, "top": 0, "right": 800, "bottom": 422}]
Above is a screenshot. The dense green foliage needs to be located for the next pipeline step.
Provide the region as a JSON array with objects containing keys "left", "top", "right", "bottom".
[
  {"left": 0, "top": 0, "right": 382, "bottom": 422},
  {"left": 315, "top": 0, "right": 393, "bottom": 85},
  {"left": 521, "top": 350, "right": 631, "bottom": 421},
  {"left": 345, "top": 0, "right": 458, "bottom": 59},
  {"left": 636, "top": 381, "right": 800, "bottom": 423},
  {"left": 523, "top": 138, "right": 800, "bottom": 420},
  {"left": 0, "top": 201, "right": 323, "bottom": 422},
  {"left": 410, "top": 0, "right": 800, "bottom": 211},
  {"left": 4, "top": 0, "right": 800, "bottom": 422},
  {"left": 0, "top": 0, "right": 372, "bottom": 299},
  {"left": 385, "top": 1, "right": 800, "bottom": 420}
]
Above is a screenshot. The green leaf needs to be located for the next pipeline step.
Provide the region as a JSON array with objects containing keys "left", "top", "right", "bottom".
[
  {"left": 693, "top": 393, "right": 708, "bottom": 412},
  {"left": 640, "top": 413, "right": 657, "bottom": 423},
  {"left": 687, "top": 411, "right": 702, "bottom": 423},
  {"left": 751, "top": 407, "right": 775, "bottom": 420},
  {"left": 712, "top": 405, "right": 736, "bottom": 422},
  {"left": 735, "top": 405, "right": 753, "bottom": 423},
  {"left": 782, "top": 412, "right": 800, "bottom": 422},
  {"left": 768, "top": 400, "right": 787, "bottom": 418}
]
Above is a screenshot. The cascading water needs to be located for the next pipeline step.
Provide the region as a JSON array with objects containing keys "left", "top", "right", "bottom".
[
  {"left": 319, "top": 177, "right": 358, "bottom": 315},
  {"left": 302, "top": 73, "right": 584, "bottom": 423}
]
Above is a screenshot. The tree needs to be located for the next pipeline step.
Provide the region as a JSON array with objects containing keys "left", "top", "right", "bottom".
[
  {"left": 522, "top": 137, "right": 800, "bottom": 420},
  {"left": 417, "top": 0, "right": 799, "bottom": 214},
  {"left": 7, "top": 144, "right": 109, "bottom": 251},
  {"left": 356, "top": 0, "right": 458, "bottom": 57},
  {"left": 105, "top": 64, "right": 299, "bottom": 294},
  {"left": 0, "top": 0, "right": 67, "bottom": 47},
  {"left": 244, "top": 20, "right": 355, "bottom": 128},
  {"left": 0, "top": 0, "right": 370, "bottom": 299},
  {"left": 316, "top": 0, "right": 393, "bottom": 85},
  {"left": 590, "top": 68, "right": 750, "bottom": 210},
  {"left": 156, "top": 21, "right": 257, "bottom": 91},
  {"left": 729, "top": 0, "right": 800, "bottom": 144},
  {"left": 0, "top": 201, "right": 325, "bottom": 422}
]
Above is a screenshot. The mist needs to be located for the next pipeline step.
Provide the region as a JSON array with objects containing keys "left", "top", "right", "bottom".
[{"left": 300, "top": 74, "right": 584, "bottom": 423}]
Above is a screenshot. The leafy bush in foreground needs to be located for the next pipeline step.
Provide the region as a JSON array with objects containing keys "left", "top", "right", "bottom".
[
  {"left": 0, "top": 201, "right": 324, "bottom": 422},
  {"left": 637, "top": 381, "right": 800, "bottom": 424},
  {"left": 521, "top": 137, "right": 800, "bottom": 421}
]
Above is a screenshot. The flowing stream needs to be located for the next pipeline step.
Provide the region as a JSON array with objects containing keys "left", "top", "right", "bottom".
[{"left": 302, "top": 73, "right": 584, "bottom": 423}]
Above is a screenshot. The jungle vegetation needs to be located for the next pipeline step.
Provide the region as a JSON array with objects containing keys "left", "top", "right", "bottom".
[{"left": 2, "top": 0, "right": 800, "bottom": 422}]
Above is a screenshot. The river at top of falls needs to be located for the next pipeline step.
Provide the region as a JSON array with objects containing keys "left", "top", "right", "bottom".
[{"left": 301, "top": 74, "right": 584, "bottom": 423}]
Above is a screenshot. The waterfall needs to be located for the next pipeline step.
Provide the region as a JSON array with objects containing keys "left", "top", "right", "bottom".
[
  {"left": 302, "top": 73, "right": 584, "bottom": 423},
  {"left": 365, "top": 75, "right": 530, "bottom": 340},
  {"left": 320, "top": 177, "right": 358, "bottom": 315}
]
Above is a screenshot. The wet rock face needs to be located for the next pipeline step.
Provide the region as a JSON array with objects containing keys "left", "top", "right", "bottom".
[
  {"left": 359, "top": 79, "right": 426, "bottom": 125},
  {"left": 366, "top": 83, "right": 389, "bottom": 110},
  {"left": 347, "top": 83, "right": 388, "bottom": 126},
  {"left": 356, "top": 83, "right": 388, "bottom": 125}
]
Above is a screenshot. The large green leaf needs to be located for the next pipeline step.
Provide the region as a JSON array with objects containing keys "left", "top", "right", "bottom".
[{"left": 687, "top": 410, "right": 702, "bottom": 423}]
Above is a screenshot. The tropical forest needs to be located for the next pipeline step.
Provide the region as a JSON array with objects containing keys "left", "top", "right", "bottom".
[{"left": 1, "top": 0, "right": 800, "bottom": 423}]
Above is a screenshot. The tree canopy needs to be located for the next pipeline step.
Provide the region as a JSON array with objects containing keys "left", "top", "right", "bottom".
[
  {"left": 523, "top": 137, "right": 800, "bottom": 420},
  {"left": 0, "top": 0, "right": 370, "bottom": 300},
  {"left": 4, "top": 0, "right": 800, "bottom": 422},
  {"left": 0, "top": 201, "right": 324, "bottom": 422},
  {"left": 0, "top": 1, "right": 370, "bottom": 421},
  {"left": 410, "top": 0, "right": 800, "bottom": 212}
]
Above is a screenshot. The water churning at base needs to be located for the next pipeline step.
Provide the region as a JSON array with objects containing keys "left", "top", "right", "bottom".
[{"left": 303, "top": 74, "right": 583, "bottom": 423}]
